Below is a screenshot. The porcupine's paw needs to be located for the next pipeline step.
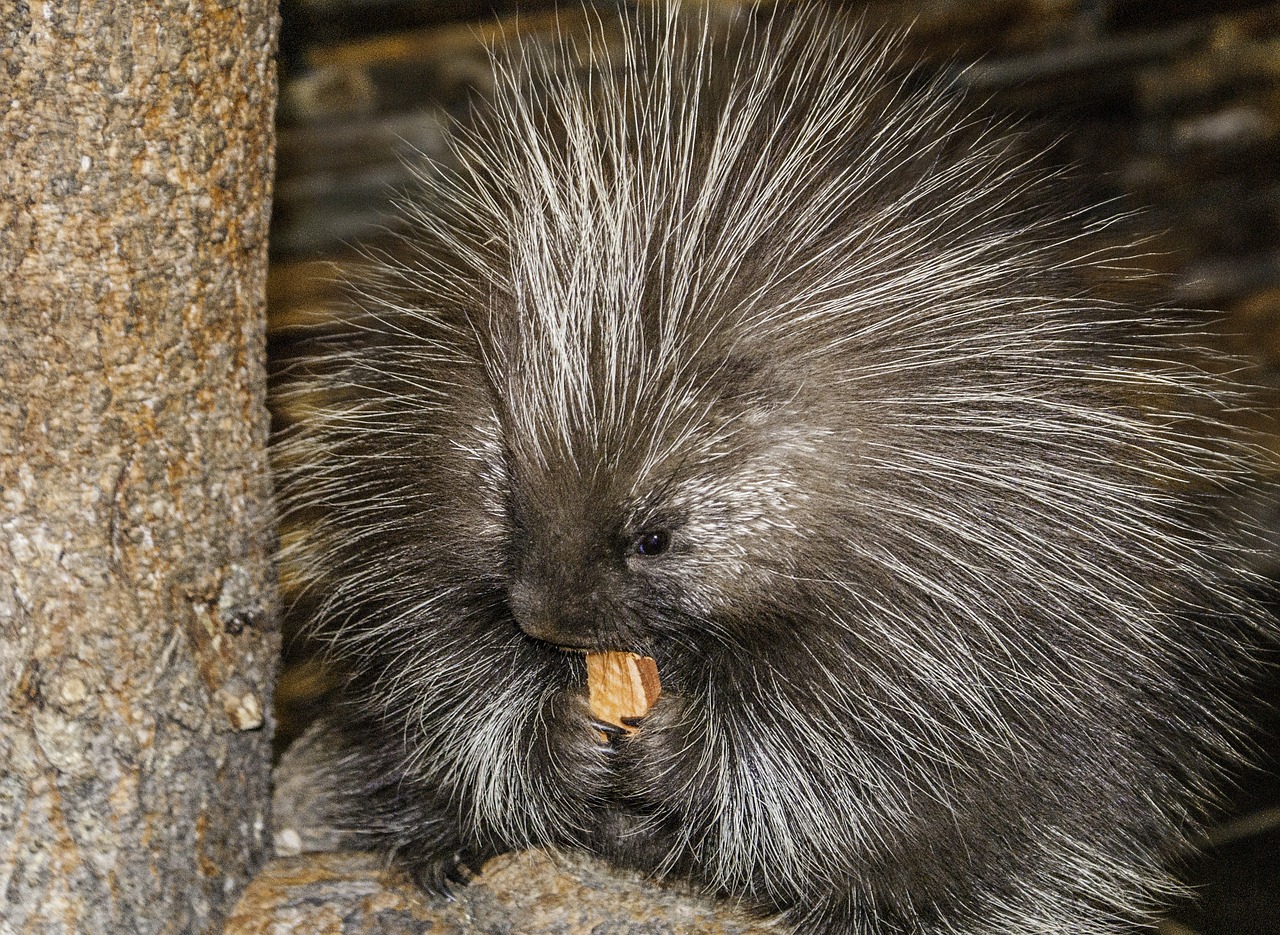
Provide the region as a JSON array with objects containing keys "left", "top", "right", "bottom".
[
  {"left": 513, "top": 688, "right": 620, "bottom": 817},
  {"left": 610, "top": 692, "right": 699, "bottom": 800},
  {"left": 404, "top": 848, "right": 484, "bottom": 899},
  {"left": 614, "top": 685, "right": 683, "bottom": 742}
]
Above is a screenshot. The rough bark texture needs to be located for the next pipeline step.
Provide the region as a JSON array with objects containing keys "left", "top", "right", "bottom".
[
  {"left": 227, "top": 851, "right": 777, "bottom": 935},
  {"left": 0, "top": 2, "right": 279, "bottom": 933}
]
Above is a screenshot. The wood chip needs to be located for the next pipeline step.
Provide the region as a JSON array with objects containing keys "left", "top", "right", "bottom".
[{"left": 585, "top": 651, "right": 661, "bottom": 733}]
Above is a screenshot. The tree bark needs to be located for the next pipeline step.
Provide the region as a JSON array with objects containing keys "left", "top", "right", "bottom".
[{"left": 0, "top": 2, "right": 279, "bottom": 933}]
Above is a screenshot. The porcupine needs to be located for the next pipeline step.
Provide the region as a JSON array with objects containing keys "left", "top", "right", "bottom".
[{"left": 272, "top": 4, "right": 1274, "bottom": 933}]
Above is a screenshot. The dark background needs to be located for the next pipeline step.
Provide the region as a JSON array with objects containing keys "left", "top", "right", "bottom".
[{"left": 266, "top": 3, "right": 1280, "bottom": 932}]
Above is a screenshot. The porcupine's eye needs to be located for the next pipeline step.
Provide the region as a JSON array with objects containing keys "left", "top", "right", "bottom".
[{"left": 634, "top": 530, "right": 671, "bottom": 557}]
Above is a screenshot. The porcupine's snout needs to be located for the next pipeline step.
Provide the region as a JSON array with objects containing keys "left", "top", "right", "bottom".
[
  {"left": 507, "top": 579, "right": 596, "bottom": 649},
  {"left": 507, "top": 524, "right": 628, "bottom": 652}
]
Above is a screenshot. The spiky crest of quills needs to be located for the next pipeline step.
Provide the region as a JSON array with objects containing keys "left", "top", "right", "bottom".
[{"left": 271, "top": 5, "right": 1272, "bottom": 934}]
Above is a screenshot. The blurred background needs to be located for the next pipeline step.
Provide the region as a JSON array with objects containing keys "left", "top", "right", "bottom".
[{"left": 266, "top": 3, "right": 1280, "bottom": 932}]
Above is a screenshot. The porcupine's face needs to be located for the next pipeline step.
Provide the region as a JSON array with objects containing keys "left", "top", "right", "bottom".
[
  {"left": 504, "top": 460, "right": 693, "bottom": 656},
  {"left": 498, "top": 355, "right": 828, "bottom": 664}
]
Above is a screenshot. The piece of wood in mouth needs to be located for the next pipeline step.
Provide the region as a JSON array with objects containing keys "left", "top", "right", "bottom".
[{"left": 585, "top": 651, "right": 661, "bottom": 734}]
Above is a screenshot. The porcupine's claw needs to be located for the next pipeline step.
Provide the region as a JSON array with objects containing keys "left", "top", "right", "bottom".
[
  {"left": 412, "top": 852, "right": 478, "bottom": 899},
  {"left": 590, "top": 717, "right": 627, "bottom": 740}
]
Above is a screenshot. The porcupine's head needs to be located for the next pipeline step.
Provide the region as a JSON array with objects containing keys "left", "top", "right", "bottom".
[{"left": 273, "top": 6, "right": 1268, "bottom": 933}]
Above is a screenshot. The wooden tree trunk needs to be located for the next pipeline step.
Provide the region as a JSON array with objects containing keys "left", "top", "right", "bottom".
[{"left": 0, "top": 2, "right": 279, "bottom": 933}]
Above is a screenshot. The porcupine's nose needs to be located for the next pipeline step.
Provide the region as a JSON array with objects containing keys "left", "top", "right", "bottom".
[{"left": 507, "top": 580, "right": 594, "bottom": 650}]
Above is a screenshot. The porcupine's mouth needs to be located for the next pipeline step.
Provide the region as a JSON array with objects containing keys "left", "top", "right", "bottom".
[
  {"left": 506, "top": 613, "right": 663, "bottom": 744},
  {"left": 515, "top": 621, "right": 630, "bottom": 655}
]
